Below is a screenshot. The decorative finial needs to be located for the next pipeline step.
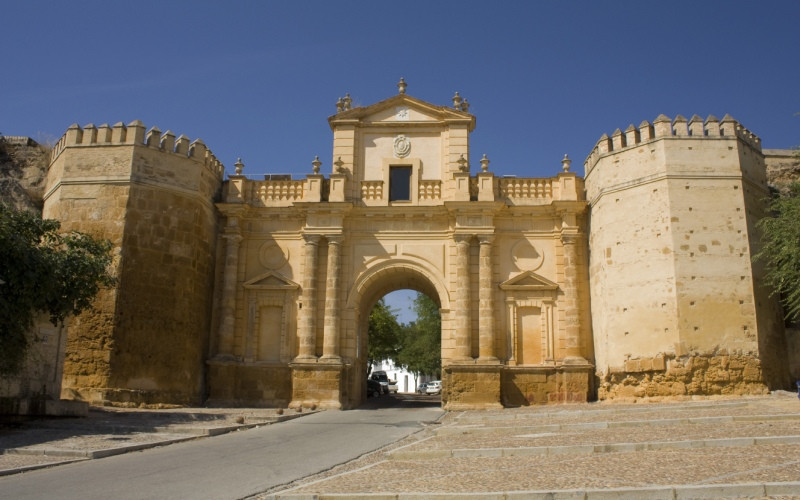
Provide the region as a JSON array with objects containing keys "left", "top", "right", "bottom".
[
  {"left": 334, "top": 156, "right": 345, "bottom": 173},
  {"left": 480, "top": 154, "right": 490, "bottom": 172},
  {"left": 457, "top": 154, "right": 468, "bottom": 172},
  {"left": 336, "top": 97, "right": 344, "bottom": 113},
  {"left": 312, "top": 155, "right": 321, "bottom": 174},
  {"left": 461, "top": 99, "right": 470, "bottom": 112},
  {"left": 452, "top": 91, "right": 463, "bottom": 109},
  {"left": 234, "top": 157, "right": 244, "bottom": 175},
  {"left": 343, "top": 93, "right": 352, "bottom": 111},
  {"left": 561, "top": 154, "right": 571, "bottom": 172},
  {"left": 397, "top": 77, "right": 407, "bottom": 94}
]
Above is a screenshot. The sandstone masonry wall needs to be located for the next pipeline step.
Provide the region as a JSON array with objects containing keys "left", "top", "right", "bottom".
[
  {"left": 585, "top": 115, "right": 790, "bottom": 400},
  {"left": 43, "top": 121, "right": 223, "bottom": 405}
]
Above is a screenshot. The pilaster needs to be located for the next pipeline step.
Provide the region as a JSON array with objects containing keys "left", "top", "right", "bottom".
[
  {"left": 296, "top": 234, "right": 321, "bottom": 361},
  {"left": 560, "top": 231, "right": 586, "bottom": 364},
  {"left": 321, "top": 236, "right": 343, "bottom": 361},
  {"left": 453, "top": 234, "right": 473, "bottom": 361},
  {"left": 216, "top": 219, "right": 242, "bottom": 358},
  {"left": 478, "top": 234, "right": 499, "bottom": 363}
]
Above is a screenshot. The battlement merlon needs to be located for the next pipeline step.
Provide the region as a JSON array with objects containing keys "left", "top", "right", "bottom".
[
  {"left": 49, "top": 120, "right": 225, "bottom": 179},
  {"left": 583, "top": 114, "right": 762, "bottom": 176}
]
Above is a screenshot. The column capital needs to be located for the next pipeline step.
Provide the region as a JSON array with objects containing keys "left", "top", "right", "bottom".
[
  {"left": 303, "top": 233, "right": 322, "bottom": 245},
  {"left": 454, "top": 233, "right": 474, "bottom": 245},
  {"left": 326, "top": 234, "right": 344, "bottom": 245},
  {"left": 560, "top": 232, "right": 580, "bottom": 246},
  {"left": 478, "top": 234, "right": 495, "bottom": 245}
]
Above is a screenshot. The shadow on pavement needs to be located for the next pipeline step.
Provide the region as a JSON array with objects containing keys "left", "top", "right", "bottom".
[{"left": 358, "top": 393, "right": 441, "bottom": 410}]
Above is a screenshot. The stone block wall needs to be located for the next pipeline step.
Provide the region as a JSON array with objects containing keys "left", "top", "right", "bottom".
[
  {"left": 443, "top": 366, "right": 502, "bottom": 410},
  {"left": 501, "top": 367, "right": 591, "bottom": 406},
  {"left": 44, "top": 121, "right": 224, "bottom": 406},
  {"left": 585, "top": 115, "right": 790, "bottom": 400},
  {"left": 598, "top": 353, "right": 768, "bottom": 400},
  {"left": 206, "top": 363, "right": 292, "bottom": 407}
]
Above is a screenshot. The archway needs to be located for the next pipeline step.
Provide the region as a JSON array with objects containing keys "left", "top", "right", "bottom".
[{"left": 344, "top": 258, "right": 450, "bottom": 408}]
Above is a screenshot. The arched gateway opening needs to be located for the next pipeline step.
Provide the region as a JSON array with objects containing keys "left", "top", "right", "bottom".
[{"left": 348, "top": 260, "right": 449, "bottom": 408}]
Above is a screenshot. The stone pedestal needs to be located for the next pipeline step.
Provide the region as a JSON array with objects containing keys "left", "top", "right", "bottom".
[
  {"left": 442, "top": 364, "right": 503, "bottom": 410},
  {"left": 206, "top": 360, "right": 292, "bottom": 407},
  {"left": 501, "top": 363, "right": 593, "bottom": 406},
  {"left": 289, "top": 362, "right": 345, "bottom": 410}
]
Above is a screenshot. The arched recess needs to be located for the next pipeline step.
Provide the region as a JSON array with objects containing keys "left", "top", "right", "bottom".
[
  {"left": 346, "top": 257, "right": 450, "bottom": 312},
  {"left": 342, "top": 257, "right": 451, "bottom": 407}
]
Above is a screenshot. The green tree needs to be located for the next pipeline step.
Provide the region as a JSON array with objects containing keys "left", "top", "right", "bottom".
[
  {"left": 754, "top": 181, "right": 800, "bottom": 321},
  {"left": 367, "top": 298, "right": 402, "bottom": 369},
  {"left": 397, "top": 293, "right": 441, "bottom": 378},
  {"left": 0, "top": 204, "right": 115, "bottom": 375}
]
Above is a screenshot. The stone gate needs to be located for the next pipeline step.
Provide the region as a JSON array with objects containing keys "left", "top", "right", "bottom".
[
  {"left": 42, "top": 80, "right": 793, "bottom": 409},
  {"left": 208, "top": 81, "right": 592, "bottom": 409}
]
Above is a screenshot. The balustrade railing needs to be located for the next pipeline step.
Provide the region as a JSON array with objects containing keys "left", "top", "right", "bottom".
[
  {"left": 252, "top": 179, "right": 306, "bottom": 205},
  {"left": 419, "top": 180, "right": 441, "bottom": 201},
  {"left": 499, "top": 177, "right": 553, "bottom": 202},
  {"left": 361, "top": 180, "right": 383, "bottom": 201}
]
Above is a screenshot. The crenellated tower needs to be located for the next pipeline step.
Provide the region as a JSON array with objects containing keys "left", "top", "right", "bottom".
[
  {"left": 44, "top": 121, "right": 224, "bottom": 405},
  {"left": 584, "top": 114, "right": 789, "bottom": 399}
]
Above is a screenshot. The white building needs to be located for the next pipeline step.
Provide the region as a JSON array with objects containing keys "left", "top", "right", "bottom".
[{"left": 370, "top": 359, "right": 433, "bottom": 393}]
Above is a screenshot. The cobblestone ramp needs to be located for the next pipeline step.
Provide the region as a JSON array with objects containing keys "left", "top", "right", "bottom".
[{"left": 266, "top": 394, "right": 800, "bottom": 499}]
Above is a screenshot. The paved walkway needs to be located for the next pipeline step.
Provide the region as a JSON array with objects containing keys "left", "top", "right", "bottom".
[
  {"left": 262, "top": 393, "right": 800, "bottom": 499},
  {"left": 0, "top": 406, "right": 302, "bottom": 474},
  {"left": 3, "top": 393, "right": 800, "bottom": 498}
]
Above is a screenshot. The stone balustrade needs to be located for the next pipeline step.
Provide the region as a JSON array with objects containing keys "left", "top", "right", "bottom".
[
  {"left": 253, "top": 179, "right": 306, "bottom": 205},
  {"left": 418, "top": 180, "right": 442, "bottom": 201},
  {"left": 361, "top": 180, "right": 383, "bottom": 201},
  {"left": 499, "top": 177, "right": 554, "bottom": 203}
]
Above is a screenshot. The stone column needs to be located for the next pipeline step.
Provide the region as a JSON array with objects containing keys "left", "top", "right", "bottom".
[
  {"left": 321, "top": 235, "right": 343, "bottom": 361},
  {"left": 453, "top": 234, "right": 473, "bottom": 361},
  {"left": 217, "top": 223, "right": 242, "bottom": 357},
  {"left": 296, "top": 234, "right": 320, "bottom": 361},
  {"left": 561, "top": 232, "right": 586, "bottom": 363},
  {"left": 478, "top": 235, "right": 498, "bottom": 362}
]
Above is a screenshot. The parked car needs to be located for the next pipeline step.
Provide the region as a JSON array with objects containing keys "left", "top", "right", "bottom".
[
  {"left": 366, "top": 379, "right": 382, "bottom": 398},
  {"left": 416, "top": 383, "right": 428, "bottom": 394},
  {"left": 370, "top": 370, "right": 397, "bottom": 394},
  {"left": 426, "top": 380, "right": 442, "bottom": 395}
]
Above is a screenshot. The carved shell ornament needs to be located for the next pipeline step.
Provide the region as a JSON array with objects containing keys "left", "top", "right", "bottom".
[{"left": 393, "top": 135, "right": 411, "bottom": 158}]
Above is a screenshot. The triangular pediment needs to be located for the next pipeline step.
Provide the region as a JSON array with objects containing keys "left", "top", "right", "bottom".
[
  {"left": 243, "top": 271, "right": 299, "bottom": 290},
  {"left": 499, "top": 271, "right": 559, "bottom": 291},
  {"left": 328, "top": 94, "right": 475, "bottom": 131}
]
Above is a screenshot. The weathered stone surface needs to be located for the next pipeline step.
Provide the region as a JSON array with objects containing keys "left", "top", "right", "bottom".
[
  {"left": 207, "top": 362, "right": 292, "bottom": 407},
  {"left": 6, "top": 86, "right": 791, "bottom": 411},
  {"left": 0, "top": 136, "right": 48, "bottom": 213},
  {"left": 598, "top": 354, "right": 770, "bottom": 401}
]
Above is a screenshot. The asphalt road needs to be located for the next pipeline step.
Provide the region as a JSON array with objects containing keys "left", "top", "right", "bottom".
[{"left": 0, "top": 395, "right": 443, "bottom": 500}]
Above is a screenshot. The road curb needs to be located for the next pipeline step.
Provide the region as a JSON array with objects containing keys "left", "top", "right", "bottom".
[
  {"left": 438, "top": 413, "right": 800, "bottom": 435},
  {"left": 387, "top": 435, "right": 800, "bottom": 460},
  {"left": 270, "top": 481, "right": 800, "bottom": 499}
]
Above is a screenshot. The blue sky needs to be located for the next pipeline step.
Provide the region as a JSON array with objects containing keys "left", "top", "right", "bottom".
[{"left": 3, "top": 1, "right": 798, "bottom": 321}]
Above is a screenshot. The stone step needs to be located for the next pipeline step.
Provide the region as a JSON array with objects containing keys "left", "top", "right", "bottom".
[
  {"left": 272, "top": 481, "right": 800, "bottom": 499},
  {"left": 450, "top": 400, "right": 754, "bottom": 423},
  {"left": 438, "top": 413, "right": 800, "bottom": 435},
  {"left": 388, "top": 435, "right": 800, "bottom": 460}
]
